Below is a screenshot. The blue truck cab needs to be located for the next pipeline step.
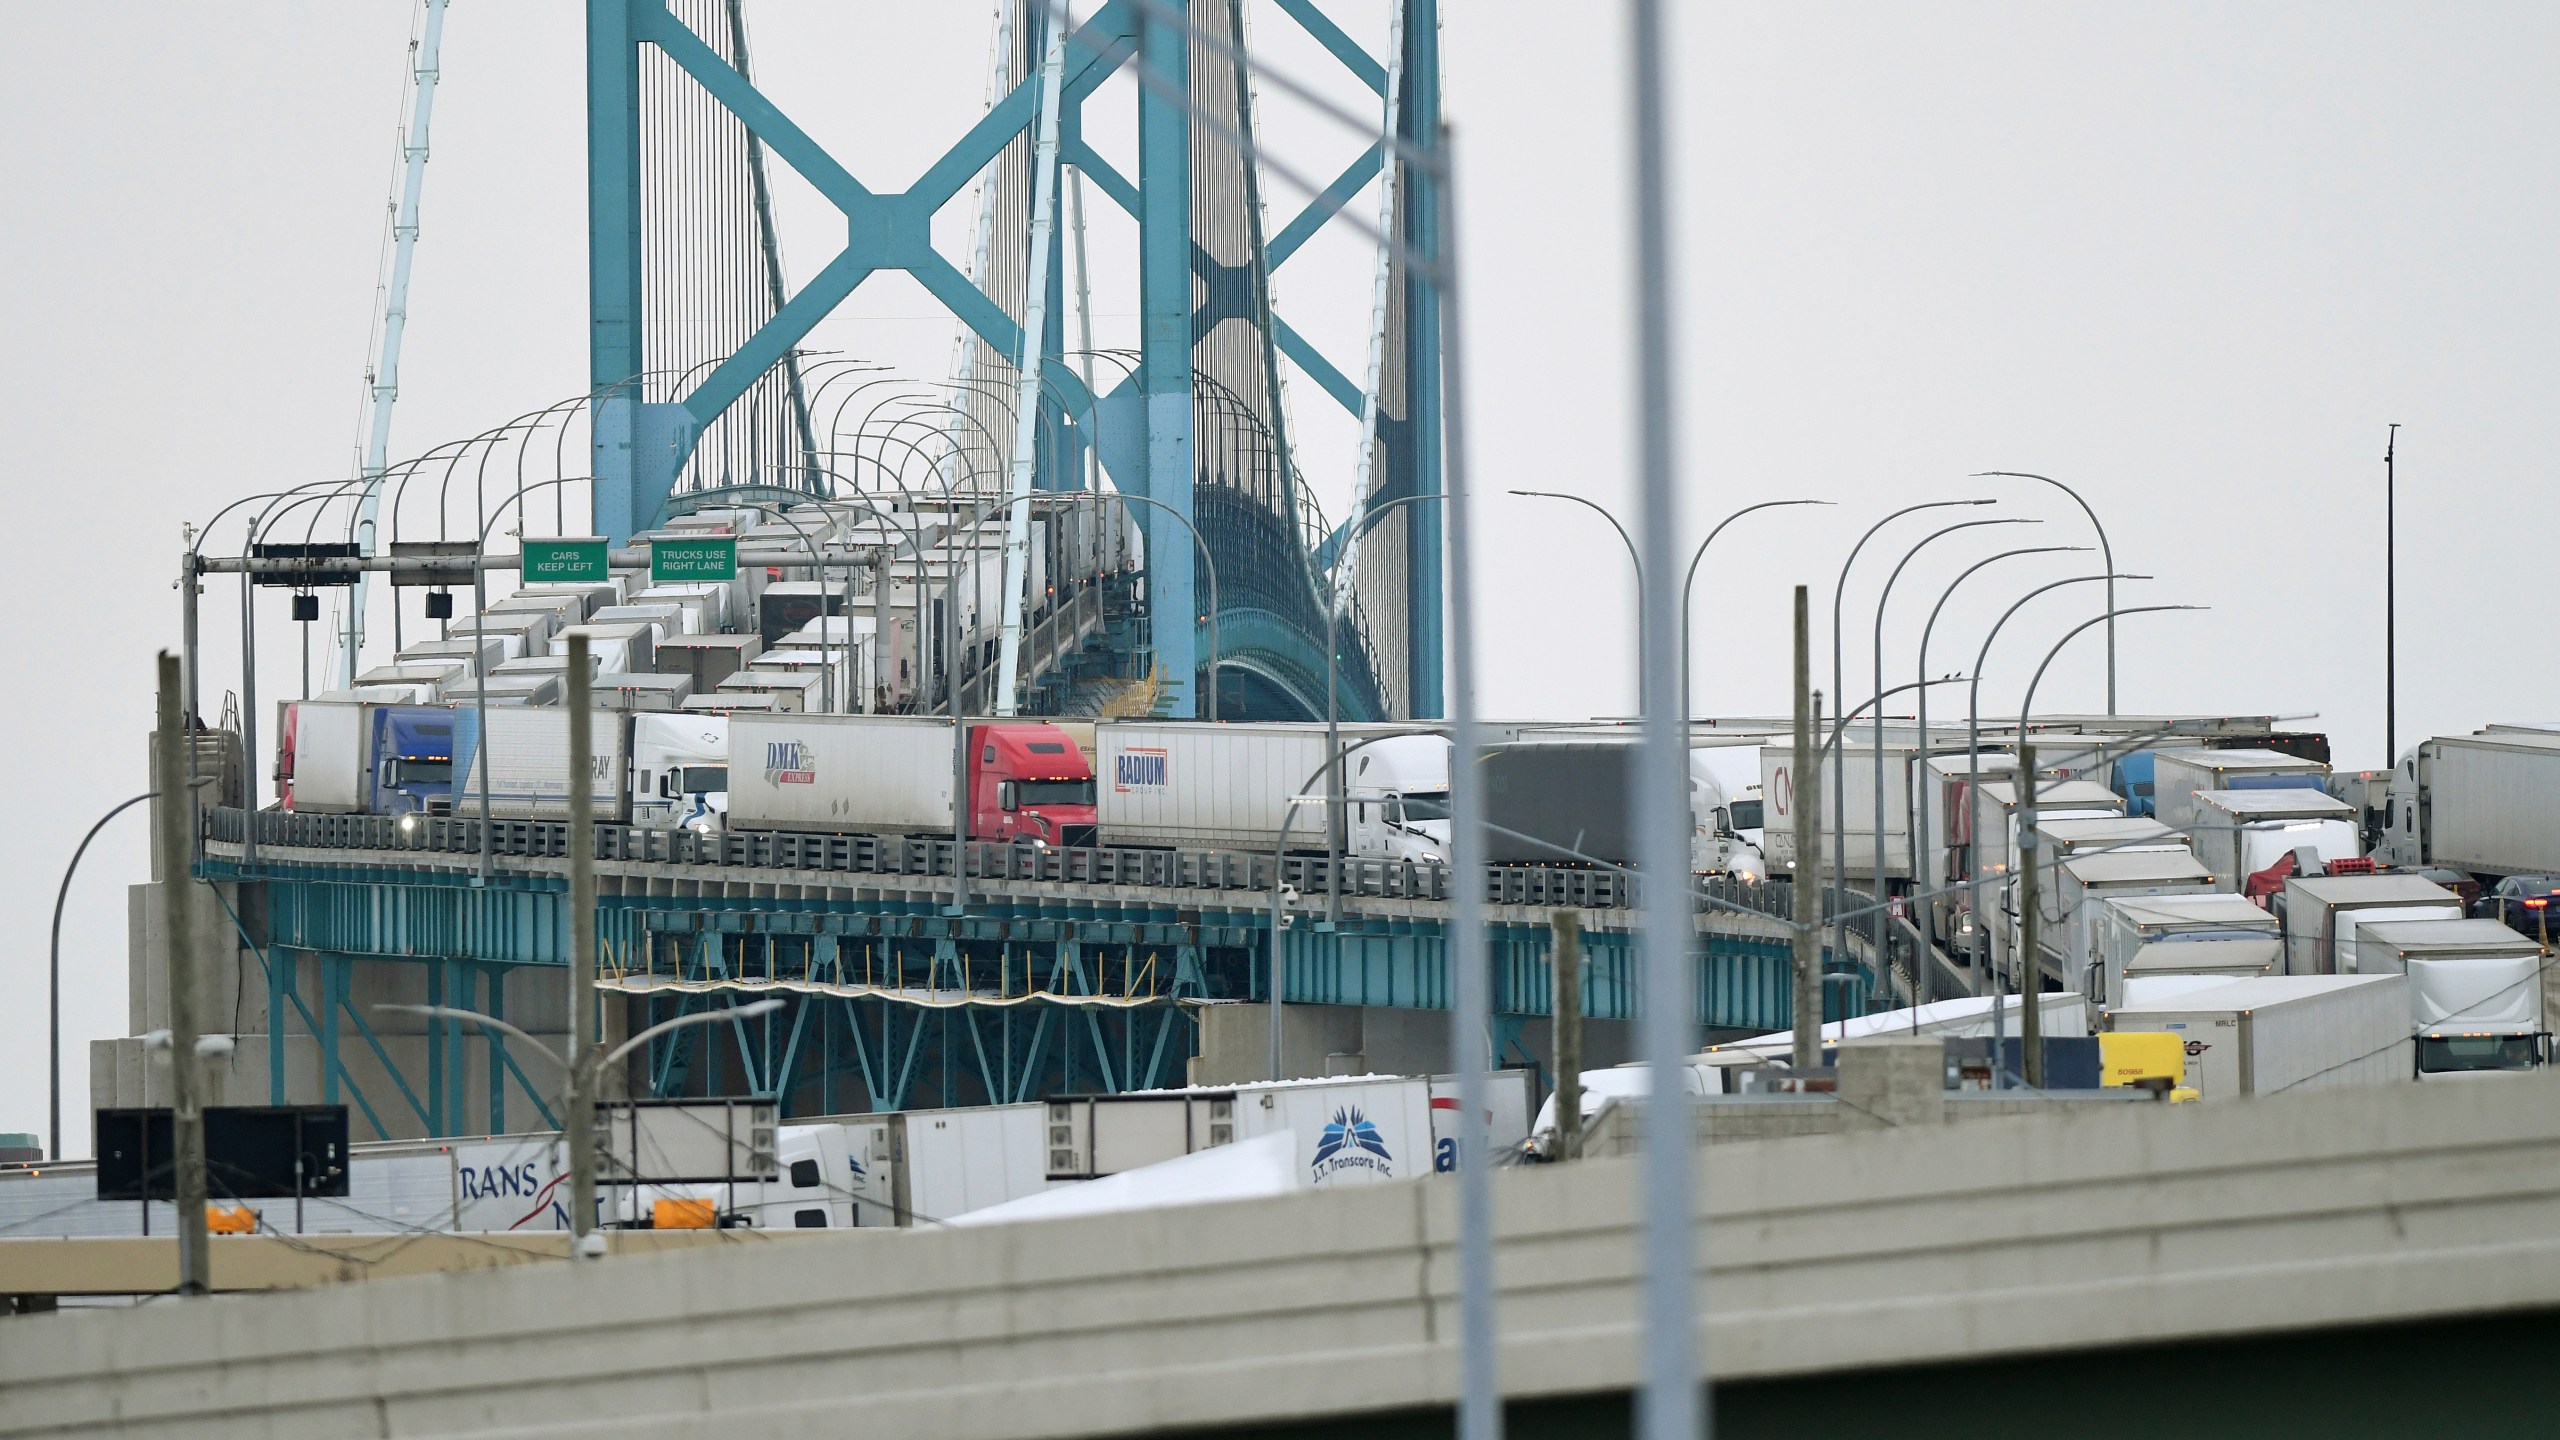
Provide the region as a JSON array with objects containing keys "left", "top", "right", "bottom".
[{"left": 367, "top": 707, "right": 456, "bottom": 815}]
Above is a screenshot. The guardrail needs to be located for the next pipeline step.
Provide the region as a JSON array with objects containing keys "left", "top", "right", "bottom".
[{"left": 204, "top": 806, "right": 1686, "bottom": 911}]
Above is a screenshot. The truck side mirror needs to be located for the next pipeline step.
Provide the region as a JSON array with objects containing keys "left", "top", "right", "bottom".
[{"left": 999, "top": 780, "right": 1018, "bottom": 812}]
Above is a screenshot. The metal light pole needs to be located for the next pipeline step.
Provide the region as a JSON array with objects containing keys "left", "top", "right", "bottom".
[
  {"left": 1830, "top": 500, "right": 1990, "bottom": 1004},
  {"left": 565, "top": 633, "right": 597, "bottom": 1245},
  {"left": 1510, "top": 488, "right": 1642, "bottom": 688},
  {"left": 1682, "top": 499, "right": 1830, "bottom": 722},
  {"left": 1963, "top": 573, "right": 2144, "bottom": 1079},
  {"left": 52, "top": 792, "right": 158, "bottom": 1159},
  {"left": 1321, "top": 491, "right": 1446, "bottom": 926},
  {"left": 2011, "top": 604, "right": 2202, "bottom": 1084},
  {"left": 1908, "top": 545, "right": 2087, "bottom": 1019},
  {"left": 2384, "top": 425, "right": 2399, "bottom": 765},
  {"left": 469, "top": 476, "right": 582, "bottom": 885},
  {"left": 1869, "top": 517, "right": 2033, "bottom": 1004},
  {"left": 1975, "top": 472, "right": 2119, "bottom": 714}
]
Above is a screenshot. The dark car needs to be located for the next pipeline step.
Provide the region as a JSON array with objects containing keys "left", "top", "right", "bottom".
[{"left": 2473, "top": 874, "right": 2560, "bottom": 938}]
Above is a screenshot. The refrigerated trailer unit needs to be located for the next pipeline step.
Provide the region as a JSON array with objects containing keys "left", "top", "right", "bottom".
[
  {"left": 2090, "top": 892, "right": 2283, "bottom": 1008},
  {"left": 2100, "top": 974, "right": 2412, "bottom": 1099},
  {"left": 2280, "top": 873, "right": 2464, "bottom": 976},
  {"left": 2148, "top": 747, "right": 2330, "bottom": 833}
]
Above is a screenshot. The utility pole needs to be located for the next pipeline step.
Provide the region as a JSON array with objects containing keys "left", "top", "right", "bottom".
[
  {"left": 2015, "top": 739, "right": 2045, "bottom": 1088},
  {"left": 2385, "top": 424, "right": 2399, "bottom": 766},
  {"left": 155, "top": 652, "right": 210, "bottom": 1296},
  {"left": 1550, "top": 909, "right": 1584, "bottom": 1160},
  {"left": 565, "top": 635, "right": 599, "bottom": 1251},
  {"left": 1791, "top": 587, "right": 1823, "bottom": 1070}
]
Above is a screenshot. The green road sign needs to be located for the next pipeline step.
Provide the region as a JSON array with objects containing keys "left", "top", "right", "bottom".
[
  {"left": 521, "top": 538, "right": 609, "bottom": 584},
  {"left": 651, "top": 536, "right": 738, "bottom": 583}
]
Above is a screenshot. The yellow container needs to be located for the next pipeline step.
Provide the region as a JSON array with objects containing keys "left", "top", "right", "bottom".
[
  {"left": 653, "top": 1197, "right": 718, "bottom": 1230},
  {"left": 206, "top": 1205, "right": 260, "bottom": 1235},
  {"left": 2099, "top": 1031, "right": 2186, "bottom": 1090}
]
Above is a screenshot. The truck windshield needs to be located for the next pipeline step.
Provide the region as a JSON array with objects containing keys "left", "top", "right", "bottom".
[
  {"left": 2417, "top": 1035, "right": 2541, "bottom": 1073},
  {"left": 391, "top": 759, "right": 452, "bottom": 787},
  {"left": 678, "top": 766, "right": 728, "bottom": 794},
  {"left": 1728, "top": 800, "right": 1764, "bottom": 831},
  {"left": 1016, "top": 779, "right": 1095, "bottom": 807},
  {"left": 1397, "top": 791, "right": 1451, "bottom": 823}
]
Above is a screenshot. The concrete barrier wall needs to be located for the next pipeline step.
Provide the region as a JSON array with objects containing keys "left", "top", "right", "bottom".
[{"left": 10, "top": 1072, "right": 2560, "bottom": 1438}]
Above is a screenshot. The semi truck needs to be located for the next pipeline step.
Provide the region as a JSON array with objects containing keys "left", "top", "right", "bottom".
[
  {"left": 2100, "top": 974, "right": 2412, "bottom": 1099},
  {"left": 2353, "top": 918, "right": 2551, "bottom": 1078},
  {"left": 276, "top": 700, "right": 455, "bottom": 816},
  {"left": 724, "top": 713, "right": 1096, "bottom": 846},
  {"left": 1097, "top": 722, "right": 1439, "bottom": 858},
  {"left": 2380, "top": 729, "right": 2560, "bottom": 881},
  {"left": 2278, "top": 873, "right": 2463, "bottom": 976}
]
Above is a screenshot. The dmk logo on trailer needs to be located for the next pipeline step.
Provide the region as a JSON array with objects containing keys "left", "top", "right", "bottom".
[
  {"left": 1114, "top": 747, "right": 1169, "bottom": 793},
  {"left": 1311, "top": 1106, "right": 1393, "bottom": 1182},
  {"left": 766, "top": 739, "right": 816, "bottom": 786}
]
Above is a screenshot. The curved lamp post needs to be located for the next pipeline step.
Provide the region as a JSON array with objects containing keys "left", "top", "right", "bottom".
[
  {"left": 1864, "top": 517, "right": 2036, "bottom": 994},
  {"left": 52, "top": 790, "right": 175, "bottom": 1158},
  {"left": 1977, "top": 471, "right": 2120, "bottom": 714},
  {"left": 1680, "top": 499, "right": 1830, "bottom": 721},
  {"left": 2003, "top": 603, "right": 2202, "bottom": 1083},
  {"left": 1828, "top": 499, "right": 1993, "bottom": 994},
  {"left": 1906, "top": 544, "right": 2089, "bottom": 1011},
  {"left": 1508, "top": 489, "right": 1641, "bottom": 686},
  {"left": 1960, "top": 572, "right": 2147, "bottom": 1065}
]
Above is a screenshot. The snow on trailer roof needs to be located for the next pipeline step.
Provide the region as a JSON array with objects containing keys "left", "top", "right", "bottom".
[
  {"left": 2155, "top": 746, "right": 2322, "bottom": 770},
  {"left": 2353, "top": 918, "right": 2550, "bottom": 957},
  {"left": 2193, "top": 788, "right": 2355, "bottom": 818},
  {"left": 2061, "top": 850, "right": 2216, "bottom": 885},
  {"left": 2283, "top": 873, "right": 2461, "bottom": 905},
  {"left": 2125, "top": 937, "right": 2283, "bottom": 974},
  {"left": 2105, "top": 973, "right": 2402, "bottom": 1016},
  {"left": 2106, "top": 893, "right": 2276, "bottom": 928},
  {"left": 1971, "top": 779, "right": 2121, "bottom": 809}
]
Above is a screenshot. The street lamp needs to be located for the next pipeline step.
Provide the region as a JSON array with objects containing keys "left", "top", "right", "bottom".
[
  {"left": 1829, "top": 499, "right": 1993, "bottom": 996},
  {"left": 1907, "top": 544, "right": 2089, "bottom": 1010},
  {"left": 1961, "top": 572, "right": 2147, "bottom": 1057},
  {"left": 51, "top": 787, "right": 206, "bottom": 1159},
  {"left": 2006, "top": 603, "right": 2203, "bottom": 1084},
  {"left": 1866, "top": 517, "right": 2036, "bottom": 995},
  {"left": 1680, "top": 499, "right": 1830, "bottom": 721},
  {"left": 379, "top": 997, "right": 783, "bottom": 1244},
  {"left": 1509, "top": 489, "right": 1642, "bottom": 685},
  {"left": 1975, "top": 471, "right": 2120, "bottom": 714},
  {"left": 1320, "top": 491, "right": 1446, "bottom": 924}
]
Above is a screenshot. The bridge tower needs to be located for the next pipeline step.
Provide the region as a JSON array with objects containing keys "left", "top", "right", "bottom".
[{"left": 583, "top": 0, "right": 1444, "bottom": 719}]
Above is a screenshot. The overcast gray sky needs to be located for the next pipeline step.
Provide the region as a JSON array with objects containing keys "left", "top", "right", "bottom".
[{"left": 5, "top": 2, "right": 2555, "bottom": 1144}]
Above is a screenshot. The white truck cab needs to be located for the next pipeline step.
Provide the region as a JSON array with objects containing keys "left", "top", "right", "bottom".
[
  {"left": 632, "top": 713, "right": 729, "bottom": 832},
  {"left": 1689, "top": 745, "right": 1767, "bottom": 880},
  {"left": 1342, "top": 734, "right": 1451, "bottom": 864}
]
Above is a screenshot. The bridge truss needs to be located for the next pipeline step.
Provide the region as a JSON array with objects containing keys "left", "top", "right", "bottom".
[{"left": 586, "top": 0, "right": 1448, "bottom": 721}]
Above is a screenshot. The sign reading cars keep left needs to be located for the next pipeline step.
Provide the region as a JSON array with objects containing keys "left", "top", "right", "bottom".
[{"left": 521, "top": 537, "right": 608, "bottom": 584}]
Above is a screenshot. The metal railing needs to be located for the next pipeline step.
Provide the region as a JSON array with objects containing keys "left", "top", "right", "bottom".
[{"left": 201, "top": 806, "right": 1687, "bottom": 910}]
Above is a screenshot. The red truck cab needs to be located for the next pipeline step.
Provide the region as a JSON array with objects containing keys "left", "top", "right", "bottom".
[{"left": 968, "top": 722, "right": 1098, "bottom": 847}]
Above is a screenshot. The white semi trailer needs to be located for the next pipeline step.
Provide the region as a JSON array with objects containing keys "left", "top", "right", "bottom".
[
  {"left": 2381, "top": 729, "right": 2560, "bottom": 879},
  {"left": 2100, "top": 974, "right": 2412, "bottom": 1099}
]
